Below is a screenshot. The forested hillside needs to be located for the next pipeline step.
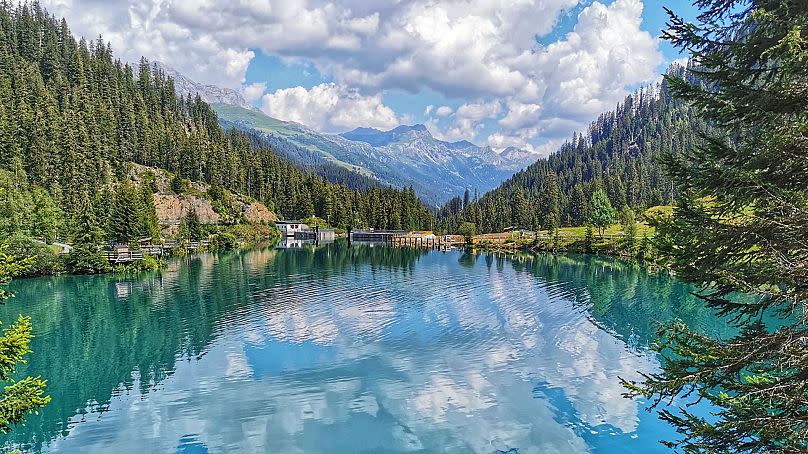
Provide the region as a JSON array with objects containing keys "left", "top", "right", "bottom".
[
  {"left": 236, "top": 121, "right": 382, "bottom": 193},
  {"left": 438, "top": 64, "right": 706, "bottom": 233},
  {"left": 0, "top": 2, "right": 433, "bottom": 247}
]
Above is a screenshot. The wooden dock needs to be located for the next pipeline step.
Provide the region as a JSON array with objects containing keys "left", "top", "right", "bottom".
[
  {"left": 391, "top": 235, "right": 438, "bottom": 249},
  {"left": 349, "top": 230, "right": 407, "bottom": 244},
  {"left": 105, "top": 249, "right": 147, "bottom": 264},
  {"left": 349, "top": 230, "right": 465, "bottom": 250},
  {"left": 105, "top": 240, "right": 211, "bottom": 264}
]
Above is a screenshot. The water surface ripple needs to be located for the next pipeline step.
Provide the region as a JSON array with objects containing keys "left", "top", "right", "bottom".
[{"left": 0, "top": 243, "right": 731, "bottom": 453}]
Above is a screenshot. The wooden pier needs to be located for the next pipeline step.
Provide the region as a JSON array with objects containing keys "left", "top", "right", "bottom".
[
  {"left": 105, "top": 249, "right": 147, "bottom": 264},
  {"left": 349, "top": 230, "right": 465, "bottom": 250},
  {"left": 105, "top": 240, "right": 211, "bottom": 264},
  {"left": 349, "top": 230, "right": 407, "bottom": 244},
  {"left": 391, "top": 235, "right": 438, "bottom": 249}
]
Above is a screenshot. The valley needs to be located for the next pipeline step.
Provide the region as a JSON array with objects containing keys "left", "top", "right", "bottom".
[
  {"left": 160, "top": 64, "right": 537, "bottom": 206},
  {"left": 0, "top": 1, "right": 804, "bottom": 453}
]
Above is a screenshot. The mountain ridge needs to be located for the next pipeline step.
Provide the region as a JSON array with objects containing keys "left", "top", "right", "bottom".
[
  {"left": 212, "top": 104, "right": 538, "bottom": 205},
  {"left": 153, "top": 63, "right": 538, "bottom": 205},
  {"left": 154, "top": 61, "right": 259, "bottom": 113},
  {"left": 438, "top": 63, "right": 700, "bottom": 233}
]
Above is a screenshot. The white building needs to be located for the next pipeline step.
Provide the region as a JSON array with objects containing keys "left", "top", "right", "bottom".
[{"left": 276, "top": 221, "right": 309, "bottom": 237}]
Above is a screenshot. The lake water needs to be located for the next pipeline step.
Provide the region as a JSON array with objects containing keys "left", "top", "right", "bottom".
[{"left": 0, "top": 242, "right": 730, "bottom": 453}]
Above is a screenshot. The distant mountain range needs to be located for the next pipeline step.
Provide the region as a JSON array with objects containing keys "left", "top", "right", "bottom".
[{"left": 159, "top": 64, "right": 538, "bottom": 205}]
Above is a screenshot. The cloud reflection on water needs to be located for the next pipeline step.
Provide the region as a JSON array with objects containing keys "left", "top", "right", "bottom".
[{"left": 9, "top": 245, "right": 723, "bottom": 453}]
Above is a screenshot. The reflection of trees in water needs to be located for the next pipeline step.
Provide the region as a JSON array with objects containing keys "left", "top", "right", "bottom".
[
  {"left": 465, "top": 253, "right": 715, "bottom": 334},
  {"left": 479, "top": 252, "right": 734, "bottom": 350},
  {"left": 0, "top": 246, "right": 735, "bottom": 451},
  {"left": 0, "top": 242, "right": 425, "bottom": 451}
]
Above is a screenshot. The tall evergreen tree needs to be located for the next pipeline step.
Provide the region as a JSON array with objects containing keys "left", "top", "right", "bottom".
[
  {"left": 568, "top": 185, "right": 588, "bottom": 226},
  {"left": 65, "top": 192, "right": 109, "bottom": 274},
  {"left": 0, "top": 2, "right": 435, "bottom": 244},
  {"left": 624, "top": 2, "right": 808, "bottom": 452},
  {"left": 109, "top": 182, "right": 144, "bottom": 244},
  {"left": 589, "top": 189, "right": 616, "bottom": 239},
  {"left": 511, "top": 188, "right": 531, "bottom": 228},
  {"left": 183, "top": 209, "right": 202, "bottom": 242},
  {"left": 539, "top": 173, "right": 562, "bottom": 231},
  {"left": 30, "top": 186, "right": 64, "bottom": 243},
  {"left": 0, "top": 233, "right": 50, "bottom": 434}
]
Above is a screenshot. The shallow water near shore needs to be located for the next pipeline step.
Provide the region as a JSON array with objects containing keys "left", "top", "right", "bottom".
[{"left": 0, "top": 241, "right": 731, "bottom": 453}]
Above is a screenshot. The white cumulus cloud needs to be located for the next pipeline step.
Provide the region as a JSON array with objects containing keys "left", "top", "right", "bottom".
[
  {"left": 435, "top": 106, "right": 453, "bottom": 117},
  {"left": 431, "top": 100, "right": 501, "bottom": 142},
  {"left": 42, "top": 0, "right": 666, "bottom": 151},
  {"left": 243, "top": 82, "right": 267, "bottom": 102},
  {"left": 261, "top": 83, "right": 400, "bottom": 132}
]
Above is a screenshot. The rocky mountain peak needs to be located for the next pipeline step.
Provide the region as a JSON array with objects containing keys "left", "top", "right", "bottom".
[{"left": 153, "top": 62, "right": 258, "bottom": 113}]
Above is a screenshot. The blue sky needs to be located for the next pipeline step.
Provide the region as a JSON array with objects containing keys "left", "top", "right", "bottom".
[
  {"left": 239, "top": 0, "right": 699, "bottom": 151},
  {"left": 45, "top": 0, "right": 700, "bottom": 154}
]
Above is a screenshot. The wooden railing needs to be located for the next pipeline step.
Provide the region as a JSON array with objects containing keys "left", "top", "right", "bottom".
[{"left": 105, "top": 250, "right": 145, "bottom": 264}]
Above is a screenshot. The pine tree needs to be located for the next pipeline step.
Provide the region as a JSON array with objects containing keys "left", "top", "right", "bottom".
[
  {"left": 109, "top": 182, "right": 144, "bottom": 244},
  {"left": 30, "top": 187, "right": 64, "bottom": 243},
  {"left": 183, "top": 209, "right": 202, "bottom": 242},
  {"left": 619, "top": 206, "right": 637, "bottom": 254},
  {"left": 137, "top": 186, "right": 160, "bottom": 242},
  {"left": 539, "top": 173, "right": 562, "bottom": 230},
  {"left": 511, "top": 188, "right": 531, "bottom": 228},
  {"left": 583, "top": 224, "right": 594, "bottom": 253},
  {"left": 66, "top": 192, "right": 109, "bottom": 274},
  {"left": 589, "top": 189, "right": 615, "bottom": 239},
  {"left": 624, "top": 2, "right": 808, "bottom": 452},
  {"left": 568, "top": 185, "right": 588, "bottom": 226},
  {"left": 0, "top": 242, "right": 50, "bottom": 433}
]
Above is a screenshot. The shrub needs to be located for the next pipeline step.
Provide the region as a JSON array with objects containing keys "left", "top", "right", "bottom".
[
  {"left": 209, "top": 232, "right": 238, "bottom": 250},
  {"left": 65, "top": 244, "right": 110, "bottom": 275},
  {"left": 3, "top": 233, "right": 64, "bottom": 276}
]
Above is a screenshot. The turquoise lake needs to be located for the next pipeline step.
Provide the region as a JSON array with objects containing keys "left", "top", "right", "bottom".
[{"left": 0, "top": 242, "right": 731, "bottom": 453}]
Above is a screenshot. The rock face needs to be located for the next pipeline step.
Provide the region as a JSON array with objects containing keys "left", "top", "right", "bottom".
[
  {"left": 153, "top": 194, "right": 220, "bottom": 225},
  {"left": 154, "top": 62, "right": 258, "bottom": 113},
  {"left": 243, "top": 202, "right": 278, "bottom": 224},
  {"left": 128, "top": 163, "right": 278, "bottom": 228}
]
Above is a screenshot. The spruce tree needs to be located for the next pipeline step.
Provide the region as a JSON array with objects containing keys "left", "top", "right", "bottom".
[
  {"left": 137, "top": 185, "right": 160, "bottom": 242},
  {"left": 619, "top": 206, "right": 637, "bottom": 254},
  {"left": 539, "top": 173, "right": 562, "bottom": 231},
  {"left": 184, "top": 209, "right": 202, "bottom": 242},
  {"left": 66, "top": 192, "right": 109, "bottom": 274},
  {"left": 568, "top": 185, "right": 588, "bottom": 226},
  {"left": 624, "top": 1, "right": 808, "bottom": 452},
  {"left": 511, "top": 188, "right": 531, "bottom": 228},
  {"left": 30, "top": 187, "right": 64, "bottom": 243},
  {"left": 0, "top": 242, "right": 50, "bottom": 433},
  {"left": 109, "top": 183, "right": 143, "bottom": 244},
  {"left": 589, "top": 189, "right": 615, "bottom": 239}
]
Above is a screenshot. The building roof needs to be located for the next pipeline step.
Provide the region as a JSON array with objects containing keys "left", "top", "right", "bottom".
[{"left": 275, "top": 220, "right": 307, "bottom": 225}]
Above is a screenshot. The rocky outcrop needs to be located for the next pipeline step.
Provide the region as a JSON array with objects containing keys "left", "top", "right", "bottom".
[
  {"left": 127, "top": 163, "right": 278, "bottom": 227},
  {"left": 154, "top": 62, "right": 258, "bottom": 112},
  {"left": 243, "top": 201, "right": 278, "bottom": 223},
  {"left": 153, "top": 194, "right": 220, "bottom": 225}
]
